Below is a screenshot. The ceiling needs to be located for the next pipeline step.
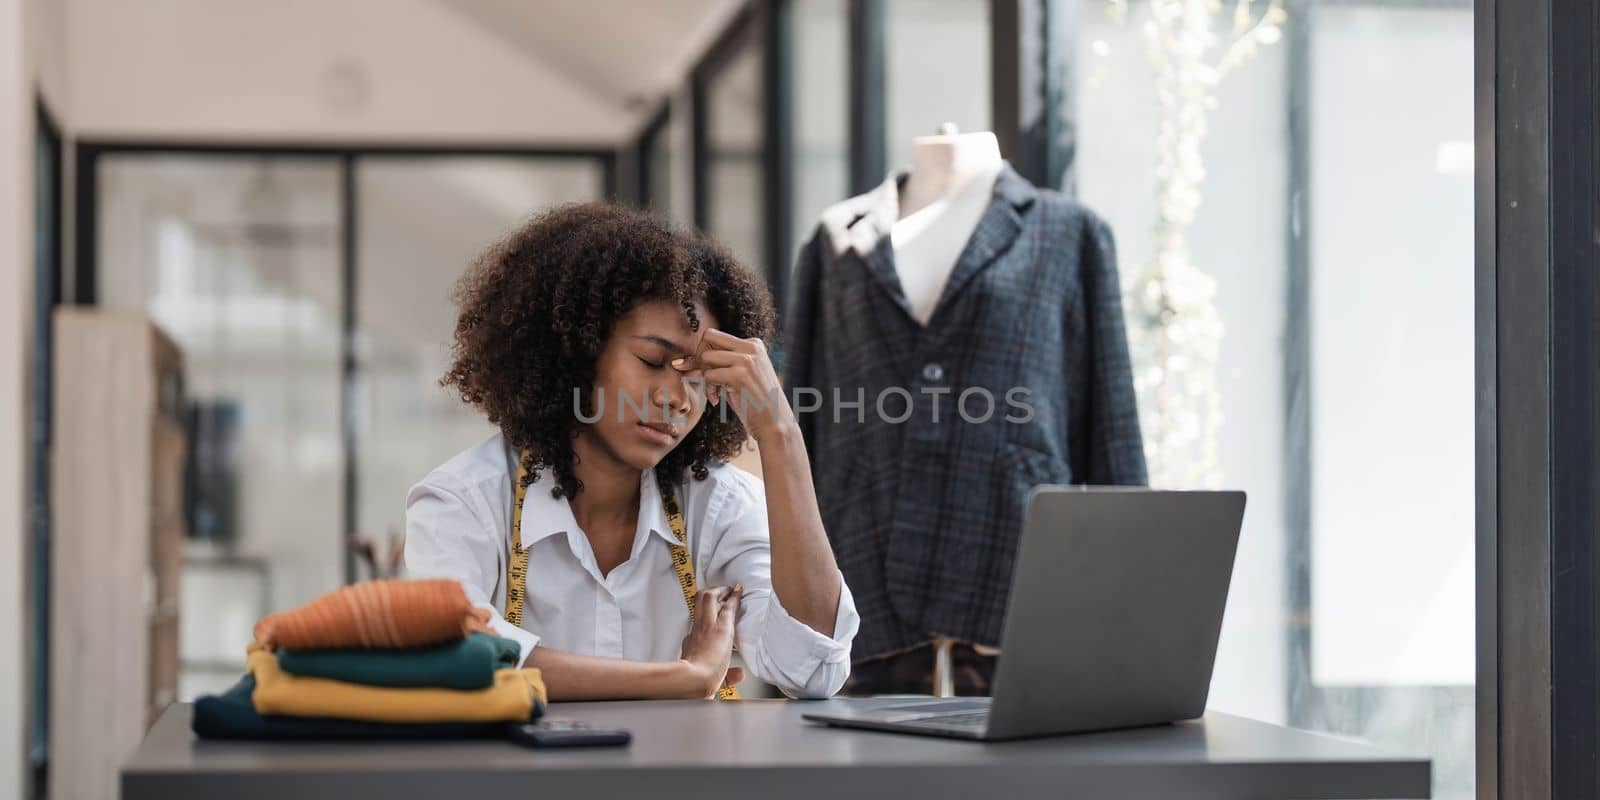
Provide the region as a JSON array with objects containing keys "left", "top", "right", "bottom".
[{"left": 437, "top": 0, "right": 745, "bottom": 128}]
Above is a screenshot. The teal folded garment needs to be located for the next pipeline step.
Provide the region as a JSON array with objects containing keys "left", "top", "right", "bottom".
[
  {"left": 276, "top": 632, "right": 521, "bottom": 690},
  {"left": 191, "top": 675, "right": 510, "bottom": 740}
]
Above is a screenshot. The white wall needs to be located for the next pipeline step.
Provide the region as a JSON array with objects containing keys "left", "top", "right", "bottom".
[
  {"left": 66, "top": 0, "right": 634, "bottom": 144},
  {"left": 28, "top": 0, "right": 67, "bottom": 119},
  {"left": 1, "top": 0, "right": 31, "bottom": 791}
]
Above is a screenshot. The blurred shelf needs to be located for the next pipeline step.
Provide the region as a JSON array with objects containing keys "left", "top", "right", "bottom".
[{"left": 51, "top": 309, "right": 187, "bottom": 800}]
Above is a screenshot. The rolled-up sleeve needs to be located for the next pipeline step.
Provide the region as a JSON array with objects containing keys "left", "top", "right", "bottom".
[
  {"left": 701, "top": 472, "right": 859, "bottom": 699},
  {"left": 403, "top": 474, "right": 540, "bottom": 667}
]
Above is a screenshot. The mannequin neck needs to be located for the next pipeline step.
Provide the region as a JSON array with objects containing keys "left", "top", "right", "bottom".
[{"left": 900, "top": 131, "right": 1004, "bottom": 218}]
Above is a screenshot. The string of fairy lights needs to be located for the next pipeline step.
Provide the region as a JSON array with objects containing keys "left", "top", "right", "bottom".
[{"left": 1101, "top": 0, "right": 1287, "bottom": 488}]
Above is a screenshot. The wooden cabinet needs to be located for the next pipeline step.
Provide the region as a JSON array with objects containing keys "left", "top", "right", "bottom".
[{"left": 50, "top": 310, "right": 185, "bottom": 800}]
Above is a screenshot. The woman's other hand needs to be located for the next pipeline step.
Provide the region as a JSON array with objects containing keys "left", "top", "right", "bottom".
[{"left": 677, "top": 584, "right": 743, "bottom": 698}]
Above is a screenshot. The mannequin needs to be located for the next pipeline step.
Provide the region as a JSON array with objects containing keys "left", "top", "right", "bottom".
[
  {"left": 891, "top": 124, "right": 1005, "bottom": 326},
  {"left": 786, "top": 121, "right": 1148, "bottom": 700},
  {"left": 890, "top": 125, "right": 1006, "bottom": 694}
]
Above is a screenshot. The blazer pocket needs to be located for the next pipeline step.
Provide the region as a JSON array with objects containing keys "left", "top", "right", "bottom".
[
  {"left": 1000, "top": 441, "right": 1069, "bottom": 488},
  {"left": 990, "top": 441, "right": 1064, "bottom": 522}
]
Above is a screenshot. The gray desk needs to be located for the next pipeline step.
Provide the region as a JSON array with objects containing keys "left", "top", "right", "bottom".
[{"left": 123, "top": 700, "right": 1430, "bottom": 799}]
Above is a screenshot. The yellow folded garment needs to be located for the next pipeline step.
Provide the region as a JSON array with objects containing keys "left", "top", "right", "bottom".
[{"left": 246, "top": 644, "right": 545, "bottom": 724}]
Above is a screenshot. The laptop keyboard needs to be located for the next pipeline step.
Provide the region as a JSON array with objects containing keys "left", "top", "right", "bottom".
[
  {"left": 878, "top": 699, "right": 991, "bottom": 717},
  {"left": 900, "top": 710, "right": 991, "bottom": 731}
]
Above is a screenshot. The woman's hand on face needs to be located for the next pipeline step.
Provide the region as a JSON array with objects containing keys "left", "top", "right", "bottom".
[
  {"left": 678, "top": 584, "right": 743, "bottom": 698},
  {"left": 671, "top": 328, "right": 796, "bottom": 446}
]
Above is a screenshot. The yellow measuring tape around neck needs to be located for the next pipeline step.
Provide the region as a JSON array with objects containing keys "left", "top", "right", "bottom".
[{"left": 508, "top": 450, "right": 737, "bottom": 700}]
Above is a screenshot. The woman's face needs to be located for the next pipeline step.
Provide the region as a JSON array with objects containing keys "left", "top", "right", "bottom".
[{"left": 582, "top": 297, "right": 721, "bottom": 472}]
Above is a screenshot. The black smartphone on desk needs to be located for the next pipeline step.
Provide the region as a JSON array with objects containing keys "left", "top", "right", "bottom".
[{"left": 509, "top": 720, "right": 631, "bottom": 748}]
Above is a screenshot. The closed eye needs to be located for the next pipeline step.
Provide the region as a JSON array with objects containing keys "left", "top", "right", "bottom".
[{"left": 637, "top": 355, "right": 666, "bottom": 369}]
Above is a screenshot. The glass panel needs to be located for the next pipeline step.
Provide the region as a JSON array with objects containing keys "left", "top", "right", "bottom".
[
  {"left": 788, "top": 0, "right": 849, "bottom": 256},
  {"left": 97, "top": 155, "right": 344, "bottom": 699},
  {"left": 703, "top": 27, "right": 766, "bottom": 278},
  {"left": 1306, "top": 5, "right": 1474, "bottom": 797},
  {"left": 351, "top": 156, "right": 606, "bottom": 576},
  {"left": 1071, "top": 2, "right": 1473, "bottom": 796},
  {"left": 1075, "top": 0, "right": 1291, "bottom": 726},
  {"left": 648, "top": 114, "right": 676, "bottom": 219},
  {"left": 884, "top": 0, "right": 991, "bottom": 172},
  {"left": 1309, "top": 4, "right": 1474, "bottom": 688}
]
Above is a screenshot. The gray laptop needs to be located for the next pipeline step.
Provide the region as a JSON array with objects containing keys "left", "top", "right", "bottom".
[{"left": 803, "top": 486, "right": 1246, "bottom": 741}]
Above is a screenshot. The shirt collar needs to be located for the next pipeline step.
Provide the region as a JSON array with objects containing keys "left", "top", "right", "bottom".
[
  {"left": 516, "top": 465, "right": 679, "bottom": 551},
  {"left": 637, "top": 469, "right": 681, "bottom": 547},
  {"left": 819, "top": 159, "right": 1034, "bottom": 258}
]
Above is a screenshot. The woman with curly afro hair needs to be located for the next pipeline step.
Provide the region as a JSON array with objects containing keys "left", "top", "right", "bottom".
[{"left": 403, "top": 203, "right": 857, "bottom": 700}]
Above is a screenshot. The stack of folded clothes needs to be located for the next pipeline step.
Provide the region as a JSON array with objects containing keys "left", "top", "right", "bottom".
[{"left": 193, "top": 578, "right": 546, "bottom": 740}]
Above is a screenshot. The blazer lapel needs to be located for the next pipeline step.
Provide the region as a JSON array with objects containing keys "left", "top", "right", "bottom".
[
  {"left": 925, "top": 162, "right": 1036, "bottom": 325},
  {"left": 856, "top": 238, "right": 917, "bottom": 322},
  {"left": 823, "top": 165, "right": 1036, "bottom": 327},
  {"left": 836, "top": 173, "right": 918, "bottom": 322}
]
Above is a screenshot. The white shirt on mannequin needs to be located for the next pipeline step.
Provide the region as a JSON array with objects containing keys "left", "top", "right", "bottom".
[{"left": 890, "top": 127, "right": 1005, "bottom": 326}]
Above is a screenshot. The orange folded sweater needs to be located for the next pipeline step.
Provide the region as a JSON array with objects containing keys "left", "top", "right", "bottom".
[{"left": 254, "top": 579, "right": 493, "bottom": 651}]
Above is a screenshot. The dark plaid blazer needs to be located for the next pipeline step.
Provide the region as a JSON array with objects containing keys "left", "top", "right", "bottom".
[{"left": 781, "top": 163, "right": 1148, "bottom": 661}]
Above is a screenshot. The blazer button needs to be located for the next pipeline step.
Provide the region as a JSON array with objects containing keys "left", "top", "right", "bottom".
[{"left": 921, "top": 362, "right": 945, "bottom": 382}]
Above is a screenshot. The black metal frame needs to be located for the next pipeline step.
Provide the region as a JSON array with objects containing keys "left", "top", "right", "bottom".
[
  {"left": 1543, "top": 4, "right": 1600, "bottom": 796},
  {"left": 29, "top": 97, "right": 64, "bottom": 800},
  {"left": 633, "top": 103, "right": 673, "bottom": 212},
  {"left": 991, "top": 0, "right": 1075, "bottom": 193},
  {"left": 848, "top": 0, "right": 886, "bottom": 195},
  {"left": 1478, "top": 0, "right": 1600, "bottom": 797},
  {"left": 74, "top": 140, "right": 616, "bottom": 586},
  {"left": 763, "top": 0, "right": 794, "bottom": 319},
  {"left": 339, "top": 154, "right": 358, "bottom": 585},
  {"left": 35, "top": 102, "right": 64, "bottom": 310},
  {"left": 1474, "top": 0, "right": 1498, "bottom": 776}
]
